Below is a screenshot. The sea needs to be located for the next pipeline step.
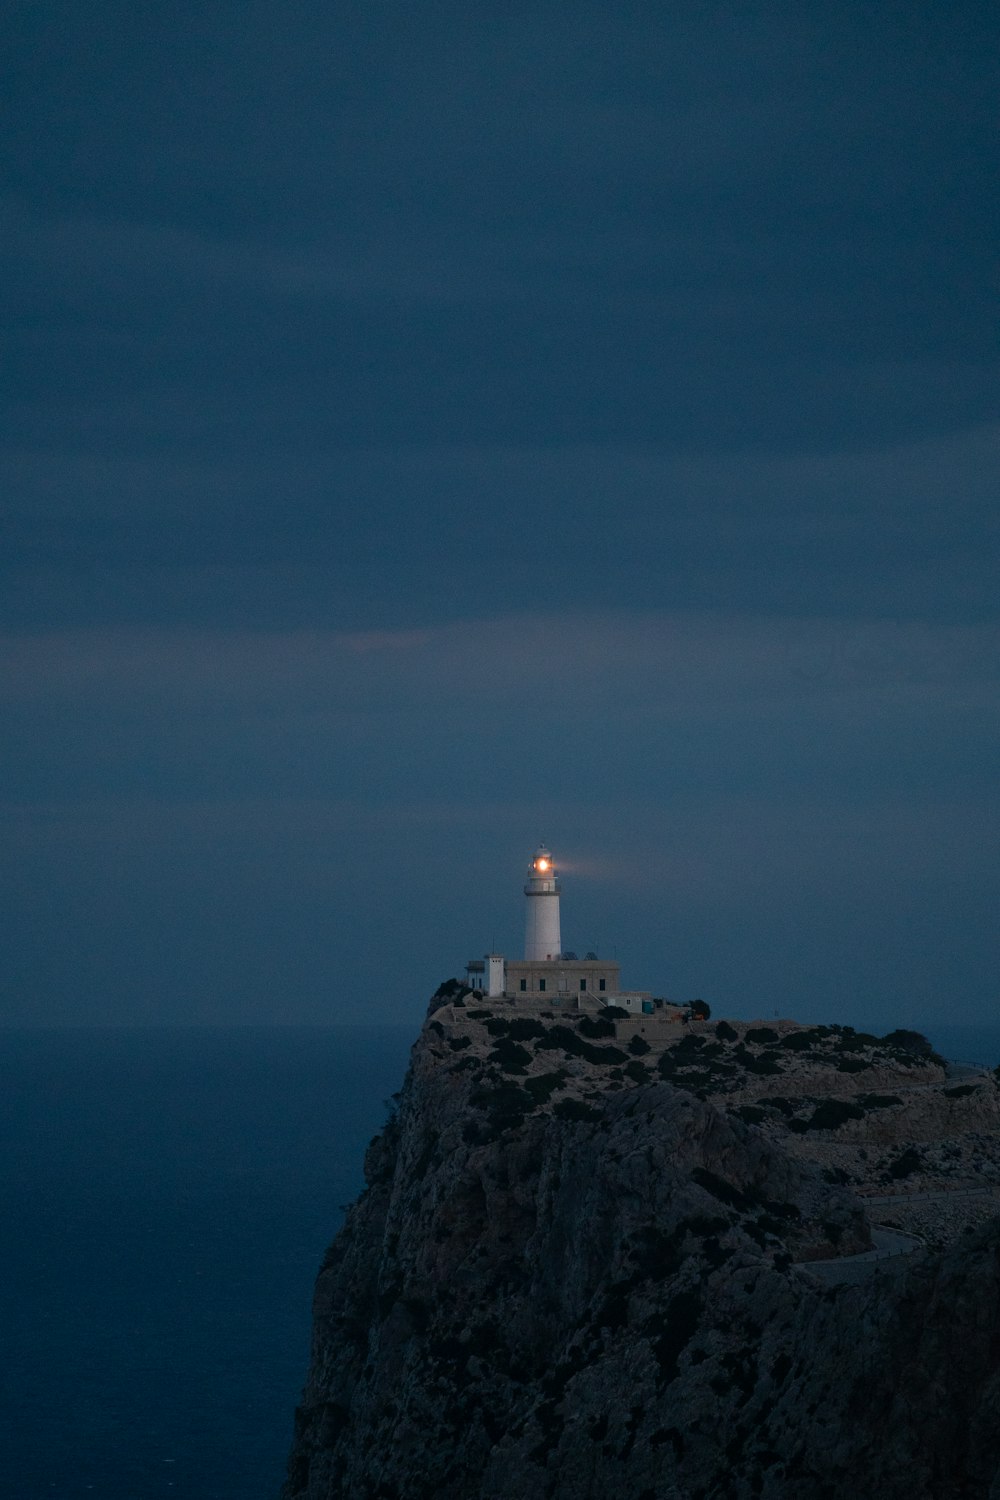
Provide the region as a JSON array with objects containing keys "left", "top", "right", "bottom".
[
  {"left": 0, "top": 1025, "right": 414, "bottom": 1500},
  {"left": 1, "top": 1019, "right": 997, "bottom": 1500}
]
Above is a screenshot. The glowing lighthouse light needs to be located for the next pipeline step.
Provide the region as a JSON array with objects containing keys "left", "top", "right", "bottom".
[{"left": 524, "top": 844, "right": 561, "bottom": 961}]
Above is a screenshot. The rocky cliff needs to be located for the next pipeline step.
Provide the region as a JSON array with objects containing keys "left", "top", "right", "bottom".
[{"left": 282, "top": 994, "right": 1000, "bottom": 1500}]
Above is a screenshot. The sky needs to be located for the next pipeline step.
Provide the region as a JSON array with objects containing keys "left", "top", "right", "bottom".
[{"left": 2, "top": 0, "right": 998, "bottom": 1030}]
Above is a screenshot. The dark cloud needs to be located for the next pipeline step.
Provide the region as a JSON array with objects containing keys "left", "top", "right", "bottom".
[{"left": 3, "top": 427, "right": 997, "bottom": 629}]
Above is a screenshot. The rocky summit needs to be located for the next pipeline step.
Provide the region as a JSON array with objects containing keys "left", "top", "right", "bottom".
[{"left": 282, "top": 989, "right": 1000, "bottom": 1500}]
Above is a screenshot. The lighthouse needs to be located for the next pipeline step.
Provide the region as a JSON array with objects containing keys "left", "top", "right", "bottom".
[
  {"left": 465, "top": 846, "right": 637, "bottom": 1004},
  {"left": 524, "top": 845, "right": 561, "bottom": 960}
]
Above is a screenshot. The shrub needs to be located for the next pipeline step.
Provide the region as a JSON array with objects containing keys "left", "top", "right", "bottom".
[
  {"left": 735, "top": 1105, "right": 765, "bottom": 1125},
  {"left": 628, "top": 1034, "right": 651, "bottom": 1055},
  {"left": 554, "top": 1098, "right": 601, "bottom": 1123},
  {"left": 674, "top": 1034, "right": 706, "bottom": 1055},
  {"left": 883, "top": 1028, "right": 934, "bottom": 1057},
  {"left": 758, "top": 1197, "right": 800, "bottom": 1221},
  {"left": 780, "top": 1029, "right": 819, "bottom": 1051},
  {"left": 523, "top": 1070, "right": 567, "bottom": 1104},
  {"left": 753, "top": 1052, "right": 784, "bottom": 1075},
  {"left": 943, "top": 1083, "right": 979, "bottom": 1099},
  {"left": 715, "top": 1020, "right": 738, "bottom": 1042},
  {"left": 690, "top": 999, "right": 711, "bottom": 1020},
  {"left": 469, "top": 1081, "right": 536, "bottom": 1131},
  {"left": 682, "top": 1214, "right": 730, "bottom": 1237},
  {"left": 535, "top": 1025, "right": 628, "bottom": 1066},
  {"left": 602, "top": 1005, "right": 630, "bottom": 1020},
  {"left": 805, "top": 1099, "right": 864, "bottom": 1131},
  {"left": 579, "top": 1015, "right": 615, "bottom": 1039},
  {"left": 507, "top": 1017, "right": 546, "bottom": 1041},
  {"left": 491, "top": 1038, "right": 532, "bottom": 1074},
  {"left": 761, "top": 1095, "right": 798, "bottom": 1117},
  {"left": 888, "top": 1147, "right": 923, "bottom": 1179},
  {"left": 745, "top": 1027, "right": 780, "bottom": 1046},
  {"left": 428, "top": 980, "right": 472, "bottom": 1012},
  {"left": 666, "top": 1070, "right": 721, "bottom": 1094},
  {"left": 734, "top": 1046, "right": 783, "bottom": 1075},
  {"left": 431, "top": 977, "right": 469, "bottom": 1000}
]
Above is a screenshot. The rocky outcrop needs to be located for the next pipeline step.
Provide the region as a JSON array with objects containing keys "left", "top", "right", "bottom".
[{"left": 282, "top": 998, "right": 1000, "bottom": 1499}]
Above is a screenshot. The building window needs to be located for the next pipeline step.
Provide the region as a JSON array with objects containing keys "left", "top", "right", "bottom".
[
  {"left": 579, "top": 979, "right": 586, "bottom": 992},
  {"left": 519, "top": 979, "right": 527, "bottom": 992},
  {"left": 599, "top": 978, "right": 606, "bottom": 992},
  {"left": 538, "top": 979, "right": 546, "bottom": 992}
]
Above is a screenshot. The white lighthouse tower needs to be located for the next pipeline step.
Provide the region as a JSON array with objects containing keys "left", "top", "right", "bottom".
[{"left": 524, "top": 845, "right": 561, "bottom": 961}]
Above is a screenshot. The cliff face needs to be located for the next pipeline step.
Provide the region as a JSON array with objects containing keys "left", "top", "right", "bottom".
[{"left": 282, "top": 1000, "right": 1000, "bottom": 1500}]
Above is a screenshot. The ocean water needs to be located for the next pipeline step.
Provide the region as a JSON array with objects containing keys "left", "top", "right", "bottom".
[
  {"left": 1, "top": 1018, "right": 996, "bottom": 1500},
  {"left": 929, "top": 1024, "right": 1000, "bottom": 1072},
  {"left": 0, "top": 1026, "right": 414, "bottom": 1500}
]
